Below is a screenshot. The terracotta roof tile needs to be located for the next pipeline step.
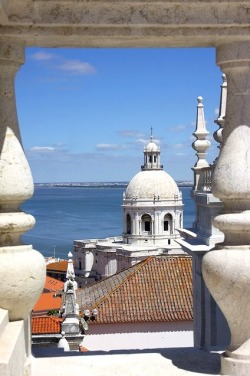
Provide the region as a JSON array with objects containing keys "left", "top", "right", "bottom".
[
  {"left": 32, "top": 316, "right": 62, "bottom": 334},
  {"left": 46, "top": 260, "right": 68, "bottom": 272},
  {"left": 77, "top": 256, "right": 193, "bottom": 325},
  {"left": 44, "top": 276, "right": 64, "bottom": 293},
  {"left": 33, "top": 292, "right": 62, "bottom": 314}
]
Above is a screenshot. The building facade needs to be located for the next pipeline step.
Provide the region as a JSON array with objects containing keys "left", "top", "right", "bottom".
[{"left": 74, "top": 134, "right": 184, "bottom": 284}]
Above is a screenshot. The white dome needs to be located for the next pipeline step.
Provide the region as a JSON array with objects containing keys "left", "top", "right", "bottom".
[
  {"left": 125, "top": 170, "right": 180, "bottom": 200},
  {"left": 145, "top": 140, "right": 159, "bottom": 152}
]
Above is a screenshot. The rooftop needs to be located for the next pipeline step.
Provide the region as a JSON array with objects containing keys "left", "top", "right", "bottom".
[
  {"left": 33, "top": 292, "right": 62, "bottom": 315},
  {"left": 32, "top": 316, "right": 62, "bottom": 335},
  {"left": 77, "top": 256, "right": 193, "bottom": 324},
  {"left": 47, "top": 260, "right": 68, "bottom": 273},
  {"left": 43, "top": 276, "right": 64, "bottom": 293}
]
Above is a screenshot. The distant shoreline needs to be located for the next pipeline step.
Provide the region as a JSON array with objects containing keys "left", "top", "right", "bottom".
[{"left": 34, "top": 181, "right": 193, "bottom": 188}]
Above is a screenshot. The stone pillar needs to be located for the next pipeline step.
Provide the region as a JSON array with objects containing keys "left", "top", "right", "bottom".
[
  {"left": 0, "top": 42, "right": 46, "bottom": 317},
  {"left": 202, "top": 41, "right": 250, "bottom": 375}
]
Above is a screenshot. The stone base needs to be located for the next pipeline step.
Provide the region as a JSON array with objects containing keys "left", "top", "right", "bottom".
[{"left": 221, "top": 352, "right": 250, "bottom": 376}]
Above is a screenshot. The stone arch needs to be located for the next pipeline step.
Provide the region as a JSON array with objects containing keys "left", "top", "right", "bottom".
[
  {"left": 141, "top": 213, "right": 152, "bottom": 234},
  {"left": 126, "top": 213, "right": 132, "bottom": 234},
  {"left": 164, "top": 213, "right": 173, "bottom": 234}
]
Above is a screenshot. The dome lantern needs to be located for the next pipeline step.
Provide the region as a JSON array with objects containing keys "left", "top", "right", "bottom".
[{"left": 141, "top": 128, "right": 163, "bottom": 171}]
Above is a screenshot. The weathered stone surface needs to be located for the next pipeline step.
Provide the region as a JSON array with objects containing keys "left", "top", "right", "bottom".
[{"left": 0, "top": 1, "right": 249, "bottom": 47}]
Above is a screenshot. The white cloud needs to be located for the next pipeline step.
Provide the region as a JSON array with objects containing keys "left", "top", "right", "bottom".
[
  {"left": 119, "top": 130, "right": 144, "bottom": 138},
  {"left": 169, "top": 125, "right": 186, "bottom": 132},
  {"left": 29, "top": 50, "right": 97, "bottom": 77},
  {"left": 215, "top": 107, "right": 219, "bottom": 116},
  {"left": 96, "top": 143, "right": 121, "bottom": 151},
  {"left": 59, "top": 60, "right": 96, "bottom": 75},
  {"left": 137, "top": 137, "right": 161, "bottom": 145},
  {"left": 31, "top": 51, "right": 56, "bottom": 61},
  {"left": 137, "top": 138, "right": 148, "bottom": 145},
  {"left": 31, "top": 146, "right": 55, "bottom": 152},
  {"left": 172, "top": 143, "right": 185, "bottom": 149}
]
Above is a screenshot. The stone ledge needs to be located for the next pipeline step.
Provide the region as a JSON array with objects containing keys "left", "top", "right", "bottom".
[{"left": 32, "top": 347, "right": 222, "bottom": 376}]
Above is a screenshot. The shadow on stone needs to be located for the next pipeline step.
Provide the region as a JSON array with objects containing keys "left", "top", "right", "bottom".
[{"left": 33, "top": 346, "right": 221, "bottom": 374}]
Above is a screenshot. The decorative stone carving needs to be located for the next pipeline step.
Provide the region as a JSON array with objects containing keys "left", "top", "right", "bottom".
[
  {"left": 202, "top": 41, "right": 250, "bottom": 376},
  {"left": 213, "top": 73, "right": 227, "bottom": 153},
  {"left": 192, "top": 96, "right": 211, "bottom": 192},
  {"left": 0, "top": 42, "right": 45, "bottom": 321}
]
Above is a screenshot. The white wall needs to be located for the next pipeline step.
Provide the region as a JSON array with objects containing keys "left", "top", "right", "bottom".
[{"left": 83, "top": 321, "right": 193, "bottom": 351}]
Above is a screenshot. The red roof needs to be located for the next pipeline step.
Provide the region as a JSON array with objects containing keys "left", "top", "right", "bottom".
[
  {"left": 33, "top": 292, "right": 62, "bottom": 314},
  {"left": 32, "top": 316, "right": 62, "bottom": 334},
  {"left": 46, "top": 260, "right": 68, "bottom": 272},
  {"left": 44, "top": 276, "right": 64, "bottom": 293},
  {"left": 77, "top": 256, "right": 193, "bottom": 325}
]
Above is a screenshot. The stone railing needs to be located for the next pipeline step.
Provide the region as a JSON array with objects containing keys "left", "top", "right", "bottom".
[{"left": 201, "top": 166, "right": 212, "bottom": 192}]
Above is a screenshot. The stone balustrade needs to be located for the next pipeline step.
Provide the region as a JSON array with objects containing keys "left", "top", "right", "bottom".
[
  {"left": 0, "top": 2, "right": 249, "bottom": 376},
  {"left": 202, "top": 41, "right": 250, "bottom": 375}
]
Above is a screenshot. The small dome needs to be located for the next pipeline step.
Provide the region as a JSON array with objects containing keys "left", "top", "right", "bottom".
[
  {"left": 58, "top": 332, "right": 70, "bottom": 351},
  {"left": 145, "top": 140, "right": 159, "bottom": 152},
  {"left": 125, "top": 170, "right": 180, "bottom": 200}
]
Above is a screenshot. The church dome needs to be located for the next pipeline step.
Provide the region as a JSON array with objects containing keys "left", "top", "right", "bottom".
[
  {"left": 145, "top": 140, "right": 159, "bottom": 152},
  {"left": 125, "top": 170, "right": 180, "bottom": 200}
]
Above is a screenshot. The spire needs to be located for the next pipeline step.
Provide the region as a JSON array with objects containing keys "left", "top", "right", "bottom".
[
  {"left": 213, "top": 73, "right": 227, "bottom": 152},
  {"left": 61, "top": 252, "right": 80, "bottom": 336},
  {"left": 66, "top": 251, "right": 75, "bottom": 280},
  {"left": 141, "top": 130, "right": 163, "bottom": 171},
  {"left": 192, "top": 96, "right": 210, "bottom": 168},
  {"left": 192, "top": 96, "right": 211, "bottom": 191}
]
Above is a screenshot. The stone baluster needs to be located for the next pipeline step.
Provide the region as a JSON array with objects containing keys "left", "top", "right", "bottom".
[
  {"left": 202, "top": 41, "right": 250, "bottom": 376},
  {"left": 192, "top": 96, "right": 211, "bottom": 192},
  {"left": 0, "top": 42, "right": 45, "bottom": 321}
]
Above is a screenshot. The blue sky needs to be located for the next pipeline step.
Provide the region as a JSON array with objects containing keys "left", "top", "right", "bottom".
[{"left": 16, "top": 47, "right": 222, "bottom": 183}]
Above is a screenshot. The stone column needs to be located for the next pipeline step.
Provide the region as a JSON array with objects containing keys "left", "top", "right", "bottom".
[
  {"left": 202, "top": 41, "right": 250, "bottom": 375},
  {"left": 0, "top": 42, "right": 46, "bottom": 321}
]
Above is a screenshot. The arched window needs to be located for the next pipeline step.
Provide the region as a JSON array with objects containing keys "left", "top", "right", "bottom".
[
  {"left": 164, "top": 214, "right": 172, "bottom": 233},
  {"left": 126, "top": 213, "right": 131, "bottom": 234},
  {"left": 142, "top": 214, "right": 152, "bottom": 233}
]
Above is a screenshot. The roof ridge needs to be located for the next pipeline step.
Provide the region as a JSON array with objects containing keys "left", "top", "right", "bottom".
[{"left": 89, "top": 256, "right": 153, "bottom": 310}]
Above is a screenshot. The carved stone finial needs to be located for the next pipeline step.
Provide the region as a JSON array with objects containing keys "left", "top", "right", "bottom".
[
  {"left": 192, "top": 96, "right": 210, "bottom": 169},
  {"left": 213, "top": 73, "right": 227, "bottom": 151},
  {"left": 192, "top": 96, "right": 211, "bottom": 192}
]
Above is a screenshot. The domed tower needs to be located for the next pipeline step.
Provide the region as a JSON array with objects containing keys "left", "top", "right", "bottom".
[{"left": 122, "top": 132, "right": 183, "bottom": 246}]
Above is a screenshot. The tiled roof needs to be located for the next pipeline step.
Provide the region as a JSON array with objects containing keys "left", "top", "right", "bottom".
[
  {"left": 77, "top": 256, "right": 193, "bottom": 324},
  {"left": 46, "top": 260, "right": 68, "bottom": 272},
  {"left": 33, "top": 292, "right": 62, "bottom": 314},
  {"left": 32, "top": 316, "right": 62, "bottom": 334},
  {"left": 44, "top": 276, "right": 64, "bottom": 293}
]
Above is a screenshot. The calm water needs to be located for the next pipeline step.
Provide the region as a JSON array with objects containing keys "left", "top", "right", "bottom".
[{"left": 21, "top": 186, "right": 195, "bottom": 259}]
